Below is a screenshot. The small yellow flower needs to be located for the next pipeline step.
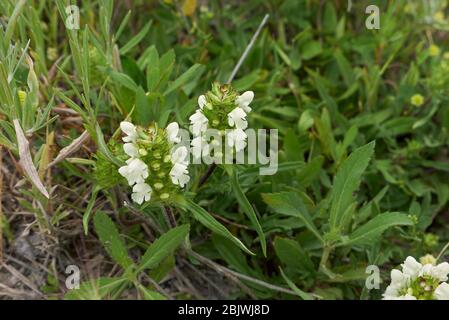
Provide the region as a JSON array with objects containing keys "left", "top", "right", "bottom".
[
  {"left": 160, "top": 193, "right": 170, "bottom": 200},
  {"left": 47, "top": 47, "right": 58, "bottom": 61},
  {"left": 433, "top": 11, "right": 445, "bottom": 23},
  {"left": 420, "top": 254, "right": 437, "bottom": 266},
  {"left": 18, "top": 90, "right": 27, "bottom": 106},
  {"left": 429, "top": 44, "right": 441, "bottom": 57},
  {"left": 404, "top": 3, "right": 414, "bottom": 14},
  {"left": 410, "top": 94, "right": 424, "bottom": 107}
]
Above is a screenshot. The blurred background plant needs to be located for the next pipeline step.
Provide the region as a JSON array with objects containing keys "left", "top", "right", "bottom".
[{"left": 0, "top": 0, "right": 448, "bottom": 300}]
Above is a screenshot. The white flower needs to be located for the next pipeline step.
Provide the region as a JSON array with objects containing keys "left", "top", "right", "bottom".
[
  {"left": 435, "top": 282, "right": 449, "bottom": 300},
  {"left": 169, "top": 146, "right": 190, "bottom": 187},
  {"left": 198, "top": 95, "right": 207, "bottom": 110},
  {"left": 189, "top": 110, "right": 209, "bottom": 135},
  {"left": 417, "top": 261, "right": 449, "bottom": 282},
  {"left": 170, "top": 146, "right": 189, "bottom": 165},
  {"left": 383, "top": 256, "right": 449, "bottom": 300},
  {"left": 227, "top": 128, "right": 247, "bottom": 152},
  {"left": 131, "top": 182, "right": 152, "bottom": 204},
  {"left": 123, "top": 143, "right": 139, "bottom": 157},
  {"left": 236, "top": 91, "right": 254, "bottom": 113},
  {"left": 429, "top": 262, "right": 449, "bottom": 282},
  {"left": 118, "top": 158, "right": 149, "bottom": 185},
  {"left": 401, "top": 256, "right": 422, "bottom": 278},
  {"left": 120, "top": 121, "right": 138, "bottom": 143},
  {"left": 166, "top": 122, "right": 181, "bottom": 143},
  {"left": 170, "top": 162, "right": 190, "bottom": 187},
  {"left": 191, "top": 136, "right": 209, "bottom": 159},
  {"left": 228, "top": 107, "right": 248, "bottom": 130}
]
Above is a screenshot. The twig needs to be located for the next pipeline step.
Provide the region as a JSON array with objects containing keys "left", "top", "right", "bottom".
[
  {"left": 163, "top": 206, "right": 177, "bottom": 228},
  {"left": 182, "top": 258, "right": 229, "bottom": 299},
  {"left": 227, "top": 14, "right": 270, "bottom": 83},
  {"left": 173, "top": 266, "right": 204, "bottom": 299},
  {"left": 141, "top": 272, "right": 174, "bottom": 300},
  {"left": 437, "top": 242, "right": 449, "bottom": 262},
  {"left": 210, "top": 211, "right": 250, "bottom": 230},
  {"left": 198, "top": 163, "right": 217, "bottom": 187},
  {"left": 0, "top": 146, "right": 3, "bottom": 263},
  {"left": 190, "top": 250, "right": 299, "bottom": 297}
]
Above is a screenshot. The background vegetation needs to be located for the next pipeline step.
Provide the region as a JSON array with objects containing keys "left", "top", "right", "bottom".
[{"left": 0, "top": 0, "right": 448, "bottom": 300}]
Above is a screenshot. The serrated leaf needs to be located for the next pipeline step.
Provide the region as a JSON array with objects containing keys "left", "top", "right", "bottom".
[
  {"left": 120, "top": 21, "right": 152, "bottom": 55},
  {"left": 138, "top": 224, "right": 190, "bottom": 271},
  {"left": 64, "top": 277, "right": 126, "bottom": 300},
  {"left": 163, "top": 64, "right": 204, "bottom": 96},
  {"left": 329, "top": 141, "right": 376, "bottom": 231},
  {"left": 93, "top": 212, "right": 133, "bottom": 269},
  {"left": 181, "top": 199, "right": 254, "bottom": 255},
  {"left": 228, "top": 168, "right": 266, "bottom": 256},
  {"left": 274, "top": 237, "right": 315, "bottom": 274},
  {"left": 262, "top": 192, "right": 323, "bottom": 243},
  {"left": 343, "top": 212, "right": 413, "bottom": 246}
]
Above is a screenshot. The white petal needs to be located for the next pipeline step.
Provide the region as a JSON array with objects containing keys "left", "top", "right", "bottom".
[
  {"left": 171, "top": 146, "right": 188, "bottom": 164},
  {"left": 198, "top": 95, "right": 207, "bottom": 109},
  {"left": 131, "top": 192, "right": 144, "bottom": 204},
  {"left": 228, "top": 107, "right": 248, "bottom": 129},
  {"left": 123, "top": 143, "right": 139, "bottom": 157},
  {"left": 166, "top": 122, "right": 181, "bottom": 143},
  {"left": 118, "top": 158, "right": 148, "bottom": 185},
  {"left": 170, "top": 162, "right": 190, "bottom": 187},
  {"left": 120, "top": 121, "right": 138, "bottom": 142},
  {"left": 402, "top": 256, "right": 422, "bottom": 278},
  {"left": 189, "top": 110, "right": 209, "bottom": 135},
  {"left": 391, "top": 269, "right": 406, "bottom": 286},
  {"left": 236, "top": 91, "right": 254, "bottom": 113},
  {"left": 227, "top": 129, "right": 247, "bottom": 151},
  {"left": 431, "top": 262, "right": 449, "bottom": 282},
  {"left": 131, "top": 183, "right": 152, "bottom": 204},
  {"left": 120, "top": 121, "right": 135, "bottom": 135},
  {"left": 435, "top": 282, "right": 449, "bottom": 300}
]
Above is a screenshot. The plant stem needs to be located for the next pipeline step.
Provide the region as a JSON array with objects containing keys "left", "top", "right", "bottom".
[
  {"left": 189, "top": 250, "right": 301, "bottom": 297},
  {"left": 163, "top": 205, "right": 177, "bottom": 228}
]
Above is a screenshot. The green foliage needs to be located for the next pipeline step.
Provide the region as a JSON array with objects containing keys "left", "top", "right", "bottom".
[{"left": 1, "top": 0, "right": 449, "bottom": 300}]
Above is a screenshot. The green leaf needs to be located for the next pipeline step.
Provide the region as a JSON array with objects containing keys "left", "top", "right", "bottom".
[
  {"left": 163, "top": 64, "right": 204, "bottom": 96},
  {"left": 64, "top": 277, "right": 127, "bottom": 300},
  {"left": 262, "top": 192, "right": 323, "bottom": 243},
  {"left": 329, "top": 141, "right": 376, "bottom": 231},
  {"left": 279, "top": 268, "right": 314, "bottom": 300},
  {"left": 120, "top": 21, "right": 152, "bottom": 55},
  {"left": 274, "top": 237, "right": 315, "bottom": 274},
  {"left": 93, "top": 212, "right": 133, "bottom": 269},
  {"left": 108, "top": 70, "right": 138, "bottom": 92},
  {"left": 343, "top": 212, "right": 413, "bottom": 246},
  {"left": 138, "top": 224, "right": 190, "bottom": 271},
  {"left": 180, "top": 198, "right": 254, "bottom": 255},
  {"left": 137, "top": 284, "right": 167, "bottom": 300},
  {"left": 228, "top": 168, "right": 267, "bottom": 256}
]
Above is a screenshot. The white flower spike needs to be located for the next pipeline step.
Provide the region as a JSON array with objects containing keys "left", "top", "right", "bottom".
[
  {"left": 131, "top": 182, "right": 152, "bottom": 204},
  {"left": 383, "top": 255, "right": 449, "bottom": 300},
  {"left": 117, "top": 120, "right": 190, "bottom": 204}
]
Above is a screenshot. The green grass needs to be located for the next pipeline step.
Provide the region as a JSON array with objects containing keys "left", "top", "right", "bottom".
[{"left": 0, "top": 0, "right": 449, "bottom": 300}]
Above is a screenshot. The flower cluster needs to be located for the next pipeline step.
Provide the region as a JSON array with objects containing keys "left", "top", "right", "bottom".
[
  {"left": 189, "top": 82, "right": 254, "bottom": 159},
  {"left": 118, "top": 121, "right": 189, "bottom": 204},
  {"left": 383, "top": 256, "right": 449, "bottom": 300}
]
